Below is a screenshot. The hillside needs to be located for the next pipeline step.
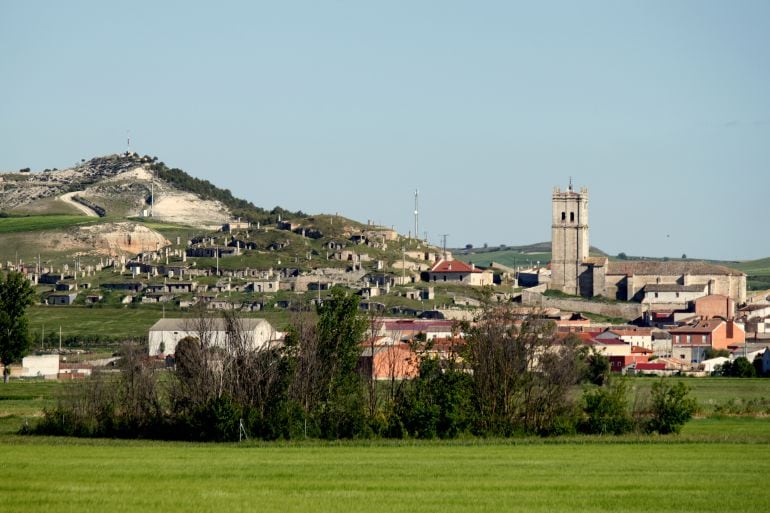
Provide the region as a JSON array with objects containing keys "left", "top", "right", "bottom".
[
  {"left": 0, "top": 153, "right": 315, "bottom": 261},
  {"left": 455, "top": 242, "right": 606, "bottom": 269}
]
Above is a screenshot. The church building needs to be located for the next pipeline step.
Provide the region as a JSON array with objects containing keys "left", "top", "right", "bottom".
[{"left": 548, "top": 183, "right": 746, "bottom": 306}]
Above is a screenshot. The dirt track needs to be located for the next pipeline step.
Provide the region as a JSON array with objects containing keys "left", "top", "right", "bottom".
[{"left": 59, "top": 192, "right": 99, "bottom": 217}]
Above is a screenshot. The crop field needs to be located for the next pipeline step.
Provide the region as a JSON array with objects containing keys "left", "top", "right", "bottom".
[
  {"left": 0, "top": 214, "right": 100, "bottom": 234},
  {"left": 0, "top": 436, "right": 768, "bottom": 513},
  {"left": 1, "top": 380, "right": 769, "bottom": 512}
]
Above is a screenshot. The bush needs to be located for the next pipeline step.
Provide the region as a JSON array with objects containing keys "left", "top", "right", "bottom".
[
  {"left": 645, "top": 380, "right": 696, "bottom": 434},
  {"left": 580, "top": 380, "right": 634, "bottom": 435},
  {"left": 719, "top": 357, "right": 756, "bottom": 378}
]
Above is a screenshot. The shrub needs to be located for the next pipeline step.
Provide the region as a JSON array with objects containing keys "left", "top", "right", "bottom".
[
  {"left": 580, "top": 380, "right": 634, "bottom": 435},
  {"left": 645, "top": 380, "right": 696, "bottom": 434}
]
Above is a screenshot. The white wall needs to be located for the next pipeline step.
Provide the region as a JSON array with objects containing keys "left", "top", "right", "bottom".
[{"left": 22, "top": 354, "right": 60, "bottom": 378}]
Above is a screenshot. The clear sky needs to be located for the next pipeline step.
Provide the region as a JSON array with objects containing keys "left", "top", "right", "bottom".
[{"left": 2, "top": 1, "right": 768, "bottom": 260}]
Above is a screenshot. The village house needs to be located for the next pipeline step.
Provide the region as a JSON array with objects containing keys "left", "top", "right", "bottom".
[
  {"left": 642, "top": 283, "right": 708, "bottom": 310},
  {"left": 608, "top": 346, "right": 653, "bottom": 373},
  {"left": 669, "top": 319, "right": 745, "bottom": 363},
  {"left": 248, "top": 278, "right": 280, "bottom": 293},
  {"left": 46, "top": 292, "right": 78, "bottom": 305},
  {"left": 594, "top": 327, "right": 654, "bottom": 350},
  {"left": 424, "top": 259, "right": 494, "bottom": 286},
  {"left": 358, "top": 338, "right": 419, "bottom": 380}
]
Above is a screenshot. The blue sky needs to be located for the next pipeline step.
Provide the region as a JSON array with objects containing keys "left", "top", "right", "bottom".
[{"left": 2, "top": 1, "right": 768, "bottom": 260}]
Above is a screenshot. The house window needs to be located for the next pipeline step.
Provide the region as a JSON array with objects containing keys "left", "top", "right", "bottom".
[
  {"left": 676, "top": 292, "right": 680, "bottom": 298},
  {"left": 654, "top": 292, "right": 659, "bottom": 298},
  {"left": 686, "top": 335, "right": 692, "bottom": 344},
  {"left": 570, "top": 212, "right": 575, "bottom": 222}
]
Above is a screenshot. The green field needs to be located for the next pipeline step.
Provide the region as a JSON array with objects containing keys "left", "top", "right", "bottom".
[
  {"left": 0, "top": 214, "right": 100, "bottom": 233},
  {"left": 26, "top": 305, "right": 295, "bottom": 342},
  {"left": 0, "top": 437, "right": 767, "bottom": 513},
  {"left": 27, "top": 305, "right": 166, "bottom": 341},
  {"left": 1, "top": 379, "right": 770, "bottom": 512}
]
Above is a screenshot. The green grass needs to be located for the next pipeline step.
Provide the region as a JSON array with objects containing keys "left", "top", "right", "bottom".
[
  {"left": 1, "top": 378, "right": 770, "bottom": 512},
  {"left": 458, "top": 249, "right": 552, "bottom": 269},
  {"left": 628, "top": 377, "right": 770, "bottom": 414},
  {"left": 0, "top": 381, "right": 61, "bottom": 435},
  {"left": 26, "top": 305, "right": 295, "bottom": 341},
  {"left": 0, "top": 214, "right": 100, "bottom": 233},
  {"left": 27, "top": 305, "right": 166, "bottom": 341},
  {"left": 0, "top": 437, "right": 767, "bottom": 513}
]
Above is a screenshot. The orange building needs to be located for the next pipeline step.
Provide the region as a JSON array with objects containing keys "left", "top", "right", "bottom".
[
  {"left": 694, "top": 294, "right": 735, "bottom": 320},
  {"left": 669, "top": 319, "right": 745, "bottom": 362}
]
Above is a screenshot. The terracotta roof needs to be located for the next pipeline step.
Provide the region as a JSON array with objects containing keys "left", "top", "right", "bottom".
[
  {"left": 607, "top": 261, "right": 744, "bottom": 277},
  {"left": 429, "top": 259, "right": 481, "bottom": 273},
  {"left": 669, "top": 319, "right": 724, "bottom": 334}
]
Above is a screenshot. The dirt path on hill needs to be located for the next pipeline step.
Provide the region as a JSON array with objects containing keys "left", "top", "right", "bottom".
[{"left": 59, "top": 191, "right": 99, "bottom": 217}]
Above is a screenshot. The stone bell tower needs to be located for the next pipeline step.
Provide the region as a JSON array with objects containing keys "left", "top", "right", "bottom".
[{"left": 550, "top": 180, "right": 589, "bottom": 295}]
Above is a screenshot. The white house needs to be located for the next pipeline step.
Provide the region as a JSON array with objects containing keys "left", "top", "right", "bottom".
[
  {"left": 595, "top": 327, "right": 654, "bottom": 350},
  {"left": 148, "top": 318, "right": 276, "bottom": 356}
]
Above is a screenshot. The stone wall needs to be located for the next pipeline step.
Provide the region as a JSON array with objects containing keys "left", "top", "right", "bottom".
[{"left": 520, "top": 290, "right": 643, "bottom": 320}]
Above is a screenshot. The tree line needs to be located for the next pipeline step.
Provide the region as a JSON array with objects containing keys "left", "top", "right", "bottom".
[{"left": 32, "top": 289, "right": 697, "bottom": 441}]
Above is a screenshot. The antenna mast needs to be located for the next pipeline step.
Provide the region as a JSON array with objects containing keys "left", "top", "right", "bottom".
[
  {"left": 441, "top": 234, "right": 449, "bottom": 259},
  {"left": 414, "top": 189, "right": 419, "bottom": 242},
  {"left": 127, "top": 130, "right": 131, "bottom": 153}
]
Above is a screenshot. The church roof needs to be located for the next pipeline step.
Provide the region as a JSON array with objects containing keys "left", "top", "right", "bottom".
[{"left": 606, "top": 260, "right": 744, "bottom": 277}]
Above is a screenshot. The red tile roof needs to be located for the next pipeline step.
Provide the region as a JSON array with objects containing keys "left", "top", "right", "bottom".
[
  {"left": 429, "top": 260, "right": 481, "bottom": 273},
  {"left": 635, "top": 362, "right": 667, "bottom": 371}
]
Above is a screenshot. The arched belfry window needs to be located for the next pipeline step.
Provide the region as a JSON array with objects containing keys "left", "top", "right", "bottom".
[
  {"left": 570, "top": 212, "right": 575, "bottom": 222},
  {"left": 561, "top": 212, "right": 566, "bottom": 221}
]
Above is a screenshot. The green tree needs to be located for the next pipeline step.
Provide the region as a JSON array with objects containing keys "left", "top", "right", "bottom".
[
  {"left": 315, "top": 288, "right": 367, "bottom": 438},
  {"left": 645, "top": 380, "right": 697, "bottom": 434},
  {"left": 580, "top": 379, "right": 633, "bottom": 435},
  {"left": 0, "top": 272, "right": 36, "bottom": 383},
  {"left": 720, "top": 357, "right": 756, "bottom": 378},
  {"left": 585, "top": 351, "right": 611, "bottom": 386},
  {"left": 704, "top": 348, "right": 730, "bottom": 360}
]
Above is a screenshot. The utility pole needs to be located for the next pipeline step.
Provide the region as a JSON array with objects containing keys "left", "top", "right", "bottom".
[
  {"left": 441, "top": 234, "right": 449, "bottom": 260},
  {"left": 401, "top": 246, "right": 406, "bottom": 283}
]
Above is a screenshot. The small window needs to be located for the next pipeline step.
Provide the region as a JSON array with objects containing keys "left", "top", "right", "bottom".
[
  {"left": 561, "top": 212, "right": 566, "bottom": 221},
  {"left": 570, "top": 212, "right": 575, "bottom": 222}
]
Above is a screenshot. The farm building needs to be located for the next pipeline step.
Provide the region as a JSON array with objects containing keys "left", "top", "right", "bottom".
[{"left": 148, "top": 318, "right": 277, "bottom": 356}]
